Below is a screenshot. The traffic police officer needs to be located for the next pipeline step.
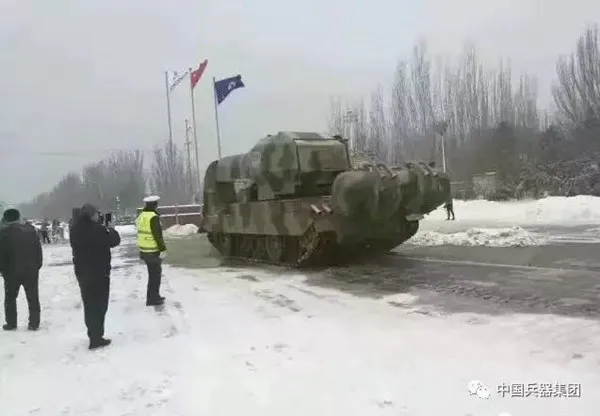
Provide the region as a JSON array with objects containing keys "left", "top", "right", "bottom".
[{"left": 136, "top": 195, "right": 167, "bottom": 306}]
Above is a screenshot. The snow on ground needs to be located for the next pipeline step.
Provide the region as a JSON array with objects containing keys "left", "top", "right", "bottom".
[
  {"left": 413, "top": 196, "right": 600, "bottom": 247},
  {"left": 1, "top": 239, "right": 600, "bottom": 415},
  {"left": 407, "top": 225, "right": 547, "bottom": 247},
  {"left": 115, "top": 224, "right": 137, "bottom": 237},
  {"left": 426, "top": 195, "right": 600, "bottom": 225},
  {"left": 165, "top": 223, "right": 199, "bottom": 237}
]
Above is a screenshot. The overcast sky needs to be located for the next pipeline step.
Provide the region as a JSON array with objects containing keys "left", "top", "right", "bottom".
[{"left": 1, "top": 0, "right": 598, "bottom": 203}]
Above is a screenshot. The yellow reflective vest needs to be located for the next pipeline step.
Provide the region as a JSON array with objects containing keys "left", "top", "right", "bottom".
[{"left": 136, "top": 211, "right": 160, "bottom": 253}]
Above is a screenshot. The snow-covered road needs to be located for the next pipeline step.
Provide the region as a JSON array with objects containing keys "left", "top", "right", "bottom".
[{"left": 2, "top": 233, "right": 600, "bottom": 415}]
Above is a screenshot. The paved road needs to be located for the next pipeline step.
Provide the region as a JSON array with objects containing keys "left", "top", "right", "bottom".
[{"left": 303, "top": 241, "right": 600, "bottom": 319}]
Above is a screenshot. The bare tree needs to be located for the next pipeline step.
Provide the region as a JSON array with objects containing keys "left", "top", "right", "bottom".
[
  {"left": 150, "top": 141, "right": 189, "bottom": 205},
  {"left": 513, "top": 74, "right": 540, "bottom": 129},
  {"left": 389, "top": 60, "right": 412, "bottom": 163},
  {"left": 490, "top": 59, "right": 514, "bottom": 125},
  {"left": 105, "top": 150, "right": 146, "bottom": 212},
  {"left": 327, "top": 97, "right": 346, "bottom": 136},
  {"left": 552, "top": 24, "right": 600, "bottom": 125},
  {"left": 410, "top": 41, "right": 435, "bottom": 134},
  {"left": 368, "top": 85, "right": 389, "bottom": 161},
  {"left": 81, "top": 162, "right": 107, "bottom": 208}
]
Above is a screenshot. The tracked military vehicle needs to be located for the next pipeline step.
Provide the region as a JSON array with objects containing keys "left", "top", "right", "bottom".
[{"left": 201, "top": 131, "right": 450, "bottom": 267}]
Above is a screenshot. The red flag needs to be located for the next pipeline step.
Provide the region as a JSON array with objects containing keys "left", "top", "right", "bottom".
[{"left": 190, "top": 59, "right": 208, "bottom": 89}]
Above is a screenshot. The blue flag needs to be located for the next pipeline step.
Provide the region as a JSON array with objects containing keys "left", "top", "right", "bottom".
[{"left": 214, "top": 75, "right": 245, "bottom": 105}]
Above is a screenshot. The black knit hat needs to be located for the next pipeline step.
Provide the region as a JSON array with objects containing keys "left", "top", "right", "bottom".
[
  {"left": 2, "top": 208, "right": 20, "bottom": 223},
  {"left": 80, "top": 203, "right": 98, "bottom": 218}
]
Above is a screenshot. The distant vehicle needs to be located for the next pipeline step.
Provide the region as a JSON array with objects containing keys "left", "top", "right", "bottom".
[{"left": 201, "top": 131, "right": 450, "bottom": 267}]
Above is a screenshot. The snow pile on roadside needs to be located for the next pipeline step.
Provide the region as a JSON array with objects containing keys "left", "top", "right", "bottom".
[
  {"left": 165, "top": 223, "right": 199, "bottom": 237},
  {"left": 426, "top": 195, "right": 600, "bottom": 225},
  {"left": 408, "top": 226, "right": 547, "bottom": 247}
]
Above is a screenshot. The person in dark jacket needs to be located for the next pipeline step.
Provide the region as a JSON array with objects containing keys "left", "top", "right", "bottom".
[
  {"left": 69, "top": 208, "right": 81, "bottom": 236},
  {"left": 444, "top": 195, "right": 455, "bottom": 220},
  {"left": 40, "top": 218, "right": 51, "bottom": 244},
  {"left": 69, "top": 203, "right": 121, "bottom": 349},
  {"left": 0, "top": 208, "right": 43, "bottom": 331},
  {"left": 136, "top": 195, "right": 167, "bottom": 306}
]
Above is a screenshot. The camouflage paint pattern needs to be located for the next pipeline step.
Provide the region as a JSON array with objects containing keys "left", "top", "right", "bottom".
[{"left": 201, "top": 131, "right": 450, "bottom": 257}]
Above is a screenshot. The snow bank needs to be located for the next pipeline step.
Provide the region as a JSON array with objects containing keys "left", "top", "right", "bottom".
[
  {"left": 165, "top": 223, "right": 199, "bottom": 237},
  {"left": 427, "top": 195, "right": 600, "bottom": 225},
  {"left": 408, "top": 226, "right": 547, "bottom": 247}
]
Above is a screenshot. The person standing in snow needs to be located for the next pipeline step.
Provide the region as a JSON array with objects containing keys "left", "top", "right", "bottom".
[
  {"left": 69, "top": 203, "right": 121, "bottom": 350},
  {"left": 0, "top": 208, "right": 43, "bottom": 331},
  {"left": 136, "top": 195, "right": 167, "bottom": 306},
  {"left": 51, "top": 219, "right": 60, "bottom": 241},
  {"left": 40, "top": 219, "right": 51, "bottom": 244},
  {"left": 444, "top": 195, "right": 455, "bottom": 220}
]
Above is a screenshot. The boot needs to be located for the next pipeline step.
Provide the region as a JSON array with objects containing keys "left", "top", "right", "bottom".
[
  {"left": 146, "top": 296, "right": 165, "bottom": 306},
  {"left": 2, "top": 324, "right": 16, "bottom": 331},
  {"left": 28, "top": 323, "right": 39, "bottom": 331},
  {"left": 89, "top": 338, "right": 112, "bottom": 350}
]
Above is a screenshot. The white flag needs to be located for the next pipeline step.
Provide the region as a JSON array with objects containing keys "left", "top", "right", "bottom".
[{"left": 169, "top": 69, "right": 190, "bottom": 92}]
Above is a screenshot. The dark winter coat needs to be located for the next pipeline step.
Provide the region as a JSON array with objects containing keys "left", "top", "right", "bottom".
[
  {"left": 0, "top": 222, "right": 43, "bottom": 278},
  {"left": 69, "top": 216, "right": 121, "bottom": 278},
  {"left": 444, "top": 196, "right": 453, "bottom": 209}
]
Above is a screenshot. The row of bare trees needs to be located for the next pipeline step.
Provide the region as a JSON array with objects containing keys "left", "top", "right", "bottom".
[
  {"left": 19, "top": 142, "right": 201, "bottom": 220},
  {"left": 330, "top": 43, "right": 546, "bottom": 173},
  {"left": 330, "top": 24, "right": 600, "bottom": 195}
]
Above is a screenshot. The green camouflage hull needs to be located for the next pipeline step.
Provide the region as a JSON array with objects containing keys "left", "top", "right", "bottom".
[{"left": 201, "top": 132, "right": 450, "bottom": 267}]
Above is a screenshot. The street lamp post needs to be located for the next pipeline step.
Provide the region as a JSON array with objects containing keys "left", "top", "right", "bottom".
[
  {"left": 344, "top": 108, "right": 358, "bottom": 150},
  {"left": 115, "top": 196, "right": 120, "bottom": 215}
]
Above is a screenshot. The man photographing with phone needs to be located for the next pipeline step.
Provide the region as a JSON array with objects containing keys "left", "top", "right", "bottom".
[
  {"left": 69, "top": 203, "right": 121, "bottom": 350},
  {"left": 136, "top": 195, "right": 166, "bottom": 307}
]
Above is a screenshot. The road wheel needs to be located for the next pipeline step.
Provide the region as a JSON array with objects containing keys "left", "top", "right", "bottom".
[{"left": 265, "top": 236, "right": 284, "bottom": 262}]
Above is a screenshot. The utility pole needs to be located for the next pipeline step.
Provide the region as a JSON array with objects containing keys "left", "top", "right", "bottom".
[
  {"left": 184, "top": 119, "right": 193, "bottom": 200},
  {"left": 344, "top": 108, "right": 358, "bottom": 151},
  {"left": 164, "top": 71, "right": 174, "bottom": 148},
  {"left": 434, "top": 120, "right": 449, "bottom": 173}
]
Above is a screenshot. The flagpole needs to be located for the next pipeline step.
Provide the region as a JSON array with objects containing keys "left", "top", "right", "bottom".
[
  {"left": 189, "top": 68, "right": 201, "bottom": 194},
  {"left": 164, "top": 70, "right": 174, "bottom": 147},
  {"left": 212, "top": 77, "right": 222, "bottom": 159},
  {"left": 184, "top": 119, "right": 194, "bottom": 199}
]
